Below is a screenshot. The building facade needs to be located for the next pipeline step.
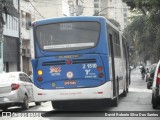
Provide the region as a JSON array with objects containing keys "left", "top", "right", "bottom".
[
  {"left": 35, "top": 0, "right": 70, "bottom": 19},
  {"left": 2, "top": 0, "right": 20, "bottom": 72},
  {"left": 107, "top": 0, "right": 128, "bottom": 30},
  {"left": 20, "top": 0, "right": 70, "bottom": 74},
  {"left": 20, "top": 0, "right": 37, "bottom": 75},
  {"left": 90, "top": 0, "right": 128, "bottom": 30}
]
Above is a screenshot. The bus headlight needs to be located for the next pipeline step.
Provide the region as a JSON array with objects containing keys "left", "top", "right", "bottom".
[
  {"left": 98, "top": 73, "right": 104, "bottom": 78},
  {"left": 38, "top": 70, "right": 43, "bottom": 76},
  {"left": 38, "top": 77, "right": 43, "bottom": 82},
  {"left": 97, "top": 66, "right": 103, "bottom": 71}
]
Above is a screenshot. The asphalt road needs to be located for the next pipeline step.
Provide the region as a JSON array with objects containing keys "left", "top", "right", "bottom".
[{"left": 0, "top": 68, "right": 160, "bottom": 120}]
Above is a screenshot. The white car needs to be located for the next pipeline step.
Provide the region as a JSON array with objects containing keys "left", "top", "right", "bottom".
[
  {"left": 152, "top": 61, "right": 160, "bottom": 109},
  {"left": 0, "top": 72, "right": 41, "bottom": 111}
]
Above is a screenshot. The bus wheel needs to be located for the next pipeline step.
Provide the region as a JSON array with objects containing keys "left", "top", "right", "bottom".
[
  {"left": 51, "top": 101, "right": 63, "bottom": 110},
  {"left": 112, "top": 79, "right": 119, "bottom": 107},
  {"left": 35, "top": 102, "right": 41, "bottom": 106},
  {"left": 1, "top": 107, "right": 8, "bottom": 111},
  {"left": 112, "top": 96, "right": 118, "bottom": 107},
  {"left": 126, "top": 87, "right": 129, "bottom": 93},
  {"left": 121, "top": 81, "right": 127, "bottom": 97},
  {"left": 121, "top": 89, "right": 127, "bottom": 97}
]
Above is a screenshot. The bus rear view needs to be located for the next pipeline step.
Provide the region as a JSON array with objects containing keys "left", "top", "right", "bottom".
[{"left": 31, "top": 17, "right": 129, "bottom": 109}]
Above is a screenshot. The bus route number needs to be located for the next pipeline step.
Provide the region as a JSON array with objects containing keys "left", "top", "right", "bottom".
[
  {"left": 60, "top": 23, "right": 72, "bottom": 30},
  {"left": 82, "top": 64, "right": 97, "bottom": 69}
]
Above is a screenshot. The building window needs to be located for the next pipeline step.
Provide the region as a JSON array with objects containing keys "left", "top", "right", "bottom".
[
  {"left": 16, "top": 20, "right": 18, "bottom": 31},
  {"left": 94, "top": 10, "right": 99, "bottom": 15},
  {"left": 94, "top": 4, "right": 99, "bottom": 8},
  {"left": 123, "top": 8, "right": 127, "bottom": 12},
  {"left": 26, "top": 13, "right": 31, "bottom": 30},
  {"left": 12, "top": 17, "right": 14, "bottom": 30},
  {"left": 124, "top": 18, "right": 128, "bottom": 23},
  {"left": 94, "top": 0, "right": 99, "bottom": 2},
  {"left": 6, "top": 15, "right": 8, "bottom": 29},
  {"left": 124, "top": 13, "right": 127, "bottom": 17},
  {"left": 21, "top": 10, "right": 26, "bottom": 27},
  {"left": 13, "top": 17, "right": 15, "bottom": 30},
  {"left": 113, "top": 31, "right": 121, "bottom": 57},
  {"left": 9, "top": 16, "right": 11, "bottom": 29}
]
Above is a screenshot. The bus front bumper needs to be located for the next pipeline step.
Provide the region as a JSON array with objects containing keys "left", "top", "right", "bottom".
[{"left": 33, "top": 81, "right": 113, "bottom": 102}]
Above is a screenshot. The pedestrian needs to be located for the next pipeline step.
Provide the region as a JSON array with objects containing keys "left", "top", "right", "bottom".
[{"left": 141, "top": 65, "right": 146, "bottom": 80}]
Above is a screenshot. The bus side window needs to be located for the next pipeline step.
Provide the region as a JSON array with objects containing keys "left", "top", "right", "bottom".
[
  {"left": 108, "top": 33, "right": 112, "bottom": 56},
  {"left": 107, "top": 26, "right": 112, "bottom": 56},
  {"left": 122, "top": 38, "right": 126, "bottom": 59},
  {"left": 113, "top": 31, "right": 121, "bottom": 58},
  {"left": 109, "top": 33, "right": 114, "bottom": 57}
]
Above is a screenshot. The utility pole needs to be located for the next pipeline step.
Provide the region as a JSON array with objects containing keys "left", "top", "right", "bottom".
[
  {"left": 0, "top": 1, "right": 4, "bottom": 73},
  {"left": 0, "top": 35, "right": 4, "bottom": 73},
  {"left": 17, "top": 0, "right": 21, "bottom": 71},
  {"left": 76, "top": 0, "right": 78, "bottom": 5}
]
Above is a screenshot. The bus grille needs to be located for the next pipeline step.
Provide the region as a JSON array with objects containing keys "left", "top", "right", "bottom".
[
  {"left": 42, "top": 59, "right": 96, "bottom": 66},
  {"left": 72, "top": 59, "right": 96, "bottom": 64},
  {"left": 42, "top": 60, "right": 66, "bottom": 66}
]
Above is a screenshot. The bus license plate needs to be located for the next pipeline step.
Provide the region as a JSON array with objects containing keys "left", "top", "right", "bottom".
[{"left": 64, "top": 81, "right": 76, "bottom": 85}]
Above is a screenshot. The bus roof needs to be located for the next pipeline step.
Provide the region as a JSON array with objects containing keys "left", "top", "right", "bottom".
[
  {"left": 32, "top": 16, "right": 120, "bottom": 32},
  {"left": 33, "top": 16, "right": 103, "bottom": 23}
]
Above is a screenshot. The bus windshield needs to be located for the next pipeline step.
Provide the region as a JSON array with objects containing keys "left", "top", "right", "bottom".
[{"left": 35, "top": 22, "right": 100, "bottom": 51}]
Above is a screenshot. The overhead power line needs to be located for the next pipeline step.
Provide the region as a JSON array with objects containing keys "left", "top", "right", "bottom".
[
  {"left": 28, "top": 0, "right": 45, "bottom": 19},
  {"left": 20, "top": 6, "right": 43, "bottom": 19},
  {"left": 93, "top": 7, "right": 114, "bottom": 16}
]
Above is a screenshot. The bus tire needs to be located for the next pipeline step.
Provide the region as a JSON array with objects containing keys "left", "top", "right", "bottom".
[
  {"left": 112, "top": 96, "right": 118, "bottom": 107},
  {"left": 35, "top": 102, "right": 41, "bottom": 106},
  {"left": 121, "top": 89, "right": 127, "bottom": 97},
  {"left": 112, "top": 79, "right": 119, "bottom": 107},
  {"left": 1, "top": 107, "right": 8, "bottom": 111},
  {"left": 121, "top": 80, "right": 128, "bottom": 97},
  {"left": 51, "top": 101, "right": 63, "bottom": 110}
]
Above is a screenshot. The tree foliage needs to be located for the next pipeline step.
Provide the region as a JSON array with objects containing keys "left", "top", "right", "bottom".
[
  {"left": 123, "top": 0, "right": 160, "bottom": 64},
  {"left": 123, "top": 0, "right": 160, "bottom": 14}
]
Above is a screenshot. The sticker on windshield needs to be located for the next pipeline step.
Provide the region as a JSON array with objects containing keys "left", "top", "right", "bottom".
[
  {"left": 50, "top": 66, "right": 61, "bottom": 76},
  {"left": 44, "top": 43, "right": 94, "bottom": 49}
]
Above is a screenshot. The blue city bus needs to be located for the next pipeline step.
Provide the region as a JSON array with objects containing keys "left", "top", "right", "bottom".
[{"left": 31, "top": 16, "right": 130, "bottom": 109}]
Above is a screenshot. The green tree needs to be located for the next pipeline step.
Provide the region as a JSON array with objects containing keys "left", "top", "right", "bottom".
[{"left": 123, "top": 0, "right": 160, "bottom": 64}]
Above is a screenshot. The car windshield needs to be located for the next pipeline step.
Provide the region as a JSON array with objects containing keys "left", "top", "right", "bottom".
[
  {"left": 149, "top": 64, "right": 157, "bottom": 73},
  {"left": 0, "top": 73, "right": 17, "bottom": 82},
  {"left": 35, "top": 22, "right": 100, "bottom": 51}
]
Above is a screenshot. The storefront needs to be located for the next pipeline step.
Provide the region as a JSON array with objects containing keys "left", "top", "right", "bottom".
[{"left": 3, "top": 36, "right": 20, "bottom": 72}]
